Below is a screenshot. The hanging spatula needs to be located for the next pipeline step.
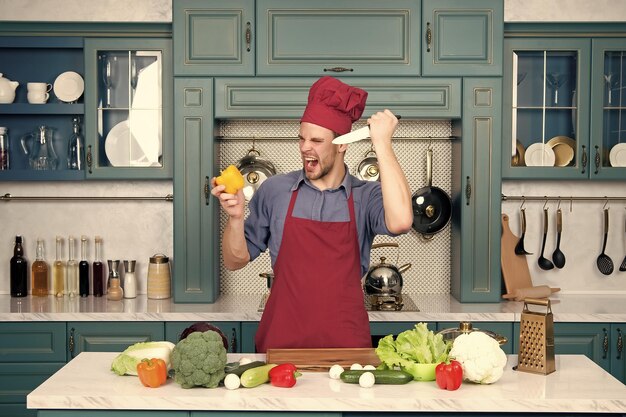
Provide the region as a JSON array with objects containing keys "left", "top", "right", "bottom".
[
  {"left": 620, "top": 214, "right": 626, "bottom": 272},
  {"left": 597, "top": 208, "right": 614, "bottom": 275}
]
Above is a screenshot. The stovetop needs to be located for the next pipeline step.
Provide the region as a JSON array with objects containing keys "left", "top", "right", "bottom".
[{"left": 257, "top": 293, "right": 419, "bottom": 312}]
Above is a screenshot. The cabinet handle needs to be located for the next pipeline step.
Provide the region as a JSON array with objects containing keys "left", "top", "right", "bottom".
[
  {"left": 617, "top": 328, "right": 623, "bottom": 360},
  {"left": 231, "top": 328, "right": 238, "bottom": 353},
  {"left": 87, "top": 145, "right": 93, "bottom": 174},
  {"left": 204, "top": 176, "right": 210, "bottom": 206},
  {"left": 69, "top": 327, "right": 75, "bottom": 358},
  {"left": 426, "top": 22, "right": 432, "bottom": 52},
  {"left": 323, "top": 67, "right": 354, "bottom": 73},
  {"left": 594, "top": 145, "right": 600, "bottom": 175},
  {"left": 581, "top": 145, "right": 587, "bottom": 174},
  {"left": 245, "top": 22, "right": 252, "bottom": 52},
  {"left": 603, "top": 328, "right": 609, "bottom": 359},
  {"left": 465, "top": 176, "right": 471, "bottom": 206}
]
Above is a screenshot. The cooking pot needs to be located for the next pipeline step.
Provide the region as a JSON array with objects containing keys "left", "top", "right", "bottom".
[
  {"left": 437, "top": 321, "right": 508, "bottom": 346},
  {"left": 356, "top": 149, "right": 379, "bottom": 182},
  {"left": 363, "top": 242, "right": 411, "bottom": 296},
  {"left": 412, "top": 147, "right": 452, "bottom": 236},
  {"left": 236, "top": 148, "right": 277, "bottom": 201}
]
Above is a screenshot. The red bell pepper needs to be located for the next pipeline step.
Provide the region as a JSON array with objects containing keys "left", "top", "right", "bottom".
[
  {"left": 435, "top": 360, "right": 463, "bottom": 391},
  {"left": 136, "top": 358, "right": 167, "bottom": 388},
  {"left": 268, "top": 363, "right": 301, "bottom": 388}
]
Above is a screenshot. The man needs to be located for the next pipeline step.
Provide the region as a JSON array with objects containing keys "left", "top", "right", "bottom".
[{"left": 212, "top": 76, "right": 412, "bottom": 352}]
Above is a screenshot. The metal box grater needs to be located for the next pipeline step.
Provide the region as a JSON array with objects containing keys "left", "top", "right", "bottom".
[{"left": 517, "top": 298, "right": 556, "bottom": 375}]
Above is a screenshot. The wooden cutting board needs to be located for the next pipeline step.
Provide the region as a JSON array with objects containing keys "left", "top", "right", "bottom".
[
  {"left": 501, "top": 213, "right": 533, "bottom": 296},
  {"left": 266, "top": 348, "right": 380, "bottom": 372}
]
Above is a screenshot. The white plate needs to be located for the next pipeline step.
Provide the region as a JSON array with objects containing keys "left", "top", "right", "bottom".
[
  {"left": 53, "top": 71, "right": 84, "bottom": 102},
  {"left": 525, "top": 143, "right": 556, "bottom": 167},
  {"left": 105, "top": 120, "right": 150, "bottom": 167},
  {"left": 609, "top": 143, "right": 626, "bottom": 167}
]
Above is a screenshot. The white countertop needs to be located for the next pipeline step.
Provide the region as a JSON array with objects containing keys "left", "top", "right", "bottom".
[
  {"left": 27, "top": 352, "right": 626, "bottom": 413},
  {"left": 2, "top": 293, "right": 626, "bottom": 322}
]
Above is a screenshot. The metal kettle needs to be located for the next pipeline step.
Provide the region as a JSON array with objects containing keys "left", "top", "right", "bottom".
[{"left": 363, "top": 242, "right": 411, "bottom": 296}]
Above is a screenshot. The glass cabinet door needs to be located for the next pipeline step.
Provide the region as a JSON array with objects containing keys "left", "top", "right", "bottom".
[
  {"left": 591, "top": 39, "right": 626, "bottom": 179},
  {"left": 503, "top": 38, "right": 591, "bottom": 179},
  {"left": 84, "top": 38, "right": 172, "bottom": 179}
]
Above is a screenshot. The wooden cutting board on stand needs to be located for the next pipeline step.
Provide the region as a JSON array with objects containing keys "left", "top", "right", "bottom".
[
  {"left": 266, "top": 348, "right": 380, "bottom": 372},
  {"left": 501, "top": 213, "right": 533, "bottom": 295}
]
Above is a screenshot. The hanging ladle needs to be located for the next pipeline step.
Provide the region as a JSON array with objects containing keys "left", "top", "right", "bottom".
[
  {"left": 538, "top": 207, "right": 555, "bottom": 270},
  {"left": 514, "top": 207, "right": 532, "bottom": 255},
  {"left": 552, "top": 207, "right": 566, "bottom": 269},
  {"left": 597, "top": 207, "right": 614, "bottom": 275}
]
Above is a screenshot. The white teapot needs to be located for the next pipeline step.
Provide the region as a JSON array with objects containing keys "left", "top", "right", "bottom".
[{"left": 0, "top": 73, "right": 19, "bottom": 104}]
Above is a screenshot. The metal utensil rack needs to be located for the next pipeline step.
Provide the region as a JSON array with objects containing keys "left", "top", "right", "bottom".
[
  {"left": 502, "top": 194, "right": 626, "bottom": 203},
  {"left": 0, "top": 193, "right": 173, "bottom": 202}
]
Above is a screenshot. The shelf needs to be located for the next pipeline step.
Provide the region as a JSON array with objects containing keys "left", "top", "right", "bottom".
[
  {"left": 0, "top": 170, "right": 85, "bottom": 181},
  {"left": 0, "top": 103, "right": 84, "bottom": 115}
]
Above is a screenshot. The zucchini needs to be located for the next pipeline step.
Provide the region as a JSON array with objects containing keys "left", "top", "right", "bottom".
[
  {"left": 340, "top": 369, "right": 413, "bottom": 385},
  {"left": 225, "top": 360, "right": 266, "bottom": 377},
  {"left": 240, "top": 363, "right": 277, "bottom": 388}
]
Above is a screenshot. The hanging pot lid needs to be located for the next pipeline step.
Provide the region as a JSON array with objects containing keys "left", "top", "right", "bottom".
[
  {"left": 236, "top": 148, "right": 277, "bottom": 201},
  {"left": 356, "top": 149, "right": 380, "bottom": 182}
]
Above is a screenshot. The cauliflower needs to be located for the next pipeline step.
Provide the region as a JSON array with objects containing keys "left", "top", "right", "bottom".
[
  {"left": 171, "top": 330, "right": 227, "bottom": 388},
  {"left": 448, "top": 332, "right": 507, "bottom": 384}
]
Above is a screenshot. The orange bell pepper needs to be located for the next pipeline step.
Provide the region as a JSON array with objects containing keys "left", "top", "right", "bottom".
[
  {"left": 136, "top": 358, "right": 167, "bottom": 388},
  {"left": 215, "top": 165, "right": 245, "bottom": 194}
]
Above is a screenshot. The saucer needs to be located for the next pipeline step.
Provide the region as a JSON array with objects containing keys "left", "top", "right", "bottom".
[
  {"left": 547, "top": 136, "right": 576, "bottom": 167},
  {"left": 609, "top": 143, "right": 626, "bottom": 167},
  {"left": 53, "top": 71, "right": 84, "bottom": 103},
  {"left": 525, "top": 142, "right": 556, "bottom": 167}
]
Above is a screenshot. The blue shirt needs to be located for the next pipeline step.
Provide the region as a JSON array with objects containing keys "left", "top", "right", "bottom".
[{"left": 244, "top": 167, "right": 395, "bottom": 276}]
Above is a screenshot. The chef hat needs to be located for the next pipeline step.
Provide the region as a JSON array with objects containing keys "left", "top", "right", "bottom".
[{"left": 300, "top": 76, "right": 368, "bottom": 135}]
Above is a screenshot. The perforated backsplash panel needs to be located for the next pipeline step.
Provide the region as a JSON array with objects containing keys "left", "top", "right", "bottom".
[{"left": 218, "top": 120, "right": 452, "bottom": 295}]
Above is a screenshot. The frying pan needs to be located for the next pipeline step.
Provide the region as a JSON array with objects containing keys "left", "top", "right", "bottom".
[{"left": 411, "top": 147, "right": 452, "bottom": 236}]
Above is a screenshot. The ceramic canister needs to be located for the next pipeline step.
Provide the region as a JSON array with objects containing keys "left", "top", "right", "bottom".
[{"left": 147, "top": 254, "right": 171, "bottom": 299}]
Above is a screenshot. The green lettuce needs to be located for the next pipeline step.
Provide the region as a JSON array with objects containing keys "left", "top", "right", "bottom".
[
  {"left": 110, "top": 341, "right": 175, "bottom": 376},
  {"left": 375, "top": 323, "right": 451, "bottom": 379}
]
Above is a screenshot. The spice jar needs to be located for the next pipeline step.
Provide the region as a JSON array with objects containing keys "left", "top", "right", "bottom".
[{"left": 147, "top": 254, "right": 171, "bottom": 299}]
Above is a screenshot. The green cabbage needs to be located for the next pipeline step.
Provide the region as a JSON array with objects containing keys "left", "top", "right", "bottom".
[
  {"left": 110, "top": 341, "right": 175, "bottom": 376},
  {"left": 375, "top": 323, "right": 451, "bottom": 379}
]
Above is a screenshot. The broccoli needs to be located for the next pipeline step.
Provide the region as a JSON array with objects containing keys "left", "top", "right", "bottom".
[{"left": 171, "top": 330, "right": 228, "bottom": 388}]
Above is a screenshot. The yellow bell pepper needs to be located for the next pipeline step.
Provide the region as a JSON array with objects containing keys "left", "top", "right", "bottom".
[{"left": 216, "top": 165, "right": 245, "bottom": 194}]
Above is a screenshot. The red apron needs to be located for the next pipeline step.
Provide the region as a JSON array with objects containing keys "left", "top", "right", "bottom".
[{"left": 255, "top": 188, "right": 371, "bottom": 352}]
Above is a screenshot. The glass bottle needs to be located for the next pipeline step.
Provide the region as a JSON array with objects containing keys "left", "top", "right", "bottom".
[
  {"left": 67, "top": 116, "right": 83, "bottom": 170},
  {"left": 79, "top": 236, "right": 89, "bottom": 297},
  {"left": 31, "top": 238, "right": 49, "bottom": 297},
  {"left": 93, "top": 236, "right": 104, "bottom": 297},
  {"left": 123, "top": 260, "right": 137, "bottom": 299},
  {"left": 66, "top": 236, "right": 79, "bottom": 297},
  {"left": 52, "top": 236, "right": 65, "bottom": 297},
  {"left": 106, "top": 260, "right": 123, "bottom": 301},
  {"left": 0, "top": 126, "right": 9, "bottom": 170},
  {"left": 10, "top": 235, "right": 27, "bottom": 297}
]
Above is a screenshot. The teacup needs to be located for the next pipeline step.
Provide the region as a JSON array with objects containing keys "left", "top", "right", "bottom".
[
  {"left": 27, "top": 82, "right": 52, "bottom": 93},
  {"left": 27, "top": 91, "right": 49, "bottom": 104}
]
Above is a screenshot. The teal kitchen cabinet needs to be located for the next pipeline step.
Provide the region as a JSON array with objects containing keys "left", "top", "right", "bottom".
[
  {"left": 173, "top": 78, "right": 220, "bottom": 303},
  {"left": 173, "top": 0, "right": 255, "bottom": 76},
  {"left": 609, "top": 324, "right": 624, "bottom": 384},
  {"left": 422, "top": 0, "right": 503, "bottom": 76},
  {"left": 256, "top": 0, "right": 421, "bottom": 76},
  {"left": 67, "top": 322, "right": 164, "bottom": 358},
  {"left": 0, "top": 36, "right": 85, "bottom": 181},
  {"left": 590, "top": 39, "right": 626, "bottom": 179},
  {"left": 452, "top": 78, "right": 502, "bottom": 302},
  {"left": 0, "top": 322, "right": 66, "bottom": 417},
  {"left": 83, "top": 38, "right": 173, "bottom": 179},
  {"left": 39, "top": 412, "right": 187, "bottom": 417},
  {"left": 502, "top": 37, "right": 591, "bottom": 179},
  {"left": 165, "top": 322, "right": 242, "bottom": 353},
  {"left": 215, "top": 77, "right": 461, "bottom": 119}
]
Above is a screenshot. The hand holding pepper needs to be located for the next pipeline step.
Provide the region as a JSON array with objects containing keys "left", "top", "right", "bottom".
[
  {"left": 215, "top": 165, "right": 245, "bottom": 194},
  {"left": 137, "top": 358, "right": 167, "bottom": 388},
  {"left": 435, "top": 360, "right": 463, "bottom": 391},
  {"left": 268, "top": 363, "right": 301, "bottom": 388}
]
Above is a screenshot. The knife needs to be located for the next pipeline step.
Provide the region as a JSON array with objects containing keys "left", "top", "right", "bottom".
[{"left": 331, "top": 115, "right": 401, "bottom": 145}]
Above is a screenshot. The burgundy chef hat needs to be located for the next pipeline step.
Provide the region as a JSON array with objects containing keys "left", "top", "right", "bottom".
[{"left": 300, "top": 76, "right": 368, "bottom": 135}]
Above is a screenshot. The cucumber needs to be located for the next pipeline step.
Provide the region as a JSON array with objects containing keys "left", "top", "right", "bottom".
[
  {"left": 340, "top": 369, "right": 413, "bottom": 385},
  {"left": 240, "top": 363, "right": 277, "bottom": 388},
  {"left": 225, "top": 360, "right": 266, "bottom": 377}
]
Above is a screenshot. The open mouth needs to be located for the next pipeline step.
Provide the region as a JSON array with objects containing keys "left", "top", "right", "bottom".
[{"left": 304, "top": 156, "right": 319, "bottom": 170}]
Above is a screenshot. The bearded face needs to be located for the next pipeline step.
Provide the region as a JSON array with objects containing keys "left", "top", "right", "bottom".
[{"left": 298, "top": 122, "right": 344, "bottom": 181}]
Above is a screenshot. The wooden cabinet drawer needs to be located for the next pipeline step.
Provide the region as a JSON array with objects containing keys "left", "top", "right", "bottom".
[
  {"left": 0, "top": 323, "right": 66, "bottom": 363},
  {"left": 67, "top": 322, "right": 164, "bottom": 359}
]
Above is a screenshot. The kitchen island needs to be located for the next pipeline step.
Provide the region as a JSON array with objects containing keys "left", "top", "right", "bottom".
[{"left": 27, "top": 352, "right": 626, "bottom": 416}]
